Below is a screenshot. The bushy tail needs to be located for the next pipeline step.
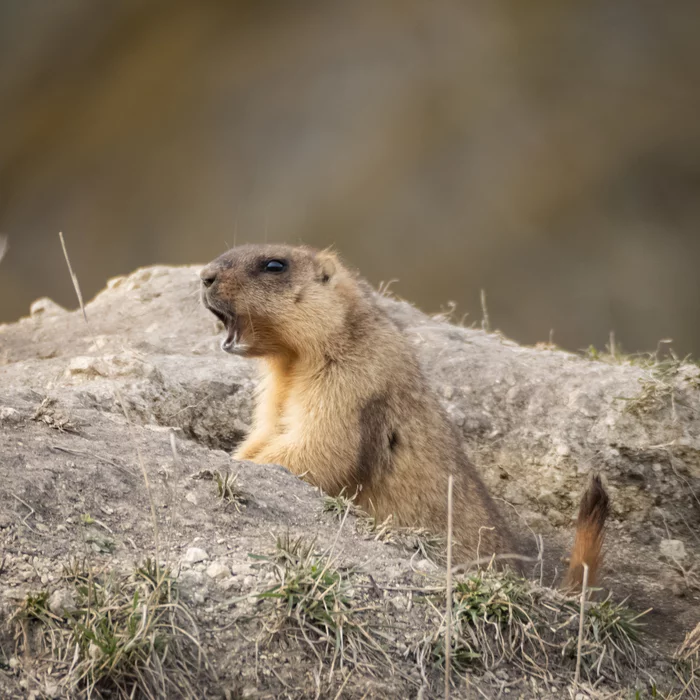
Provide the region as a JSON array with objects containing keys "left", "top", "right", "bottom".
[{"left": 564, "top": 475, "right": 610, "bottom": 590}]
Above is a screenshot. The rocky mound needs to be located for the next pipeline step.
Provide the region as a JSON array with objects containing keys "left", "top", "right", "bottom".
[{"left": 0, "top": 265, "right": 698, "bottom": 698}]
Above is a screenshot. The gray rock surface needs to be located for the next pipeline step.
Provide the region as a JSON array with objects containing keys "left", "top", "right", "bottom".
[{"left": 0, "top": 264, "right": 698, "bottom": 698}]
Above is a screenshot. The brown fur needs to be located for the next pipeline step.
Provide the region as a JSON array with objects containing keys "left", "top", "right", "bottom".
[
  {"left": 564, "top": 475, "right": 610, "bottom": 589},
  {"left": 200, "top": 244, "right": 608, "bottom": 575}
]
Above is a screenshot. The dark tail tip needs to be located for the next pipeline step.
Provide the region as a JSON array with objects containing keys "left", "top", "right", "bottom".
[{"left": 577, "top": 474, "right": 610, "bottom": 528}]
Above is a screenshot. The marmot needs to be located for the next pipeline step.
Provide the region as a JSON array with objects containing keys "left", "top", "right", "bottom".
[{"left": 200, "top": 244, "right": 608, "bottom": 585}]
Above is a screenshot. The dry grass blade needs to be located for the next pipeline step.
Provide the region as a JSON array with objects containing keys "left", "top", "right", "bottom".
[
  {"left": 11, "top": 560, "right": 213, "bottom": 699},
  {"left": 445, "top": 475, "right": 453, "bottom": 700},
  {"left": 214, "top": 470, "right": 247, "bottom": 510},
  {"left": 254, "top": 535, "right": 389, "bottom": 684},
  {"left": 59, "top": 232, "right": 161, "bottom": 570},
  {"left": 419, "top": 566, "right": 648, "bottom": 689},
  {"left": 574, "top": 562, "right": 589, "bottom": 686},
  {"left": 674, "top": 621, "right": 700, "bottom": 696},
  {"left": 323, "top": 490, "right": 360, "bottom": 520}
]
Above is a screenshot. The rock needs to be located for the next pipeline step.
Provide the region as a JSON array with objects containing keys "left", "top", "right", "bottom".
[
  {"left": 555, "top": 443, "right": 571, "bottom": 457},
  {"left": 43, "top": 680, "right": 60, "bottom": 699},
  {"left": 537, "top": 490, "right": 560, "bottom": 508},
  {"left": 230, "top": 561, "right": 254, "bottom": 578},
  {"left": 0, "top": 263, "right": 698, "bottom": 693},
  {"left": 503, "top": 483, "right": 526, "bottom": 506},
  {"left": 414, "top": 558, "right": 439, "bottom": 573},
  {"left": 522, "top": 511, "right": 550, "bottom": 531},
  {"left": 178, "top": 570, "right": 208, "bottom": 603},
  {"left": 48, "top": 588, "right": 77, "bottom": 617},
  {"left": 547, "top": 508, "right": 568, "bottom": 527},
  {"left": 29, "top": 297, "right": 66, "bottom": 317},
  {"left": 206, "top": 561, "right": 231, "bottom": 580},
  {"left": 659, "top": 539, "right": 687, "bottom": 561},
  {"left": 0, "top": 407, "right": 21, "bottom": 423},
  {"left": 183, "top": 547, "right": 209, "bottom": 563}
]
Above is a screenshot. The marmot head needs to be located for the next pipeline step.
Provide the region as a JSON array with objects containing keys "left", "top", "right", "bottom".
[{"left": 200, "top": 244, "right": 345, "bottom": 358}]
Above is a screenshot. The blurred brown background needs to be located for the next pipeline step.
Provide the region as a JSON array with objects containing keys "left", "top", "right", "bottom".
[{"left": 1, "top": 1, "right": 699, "bottom": 355}]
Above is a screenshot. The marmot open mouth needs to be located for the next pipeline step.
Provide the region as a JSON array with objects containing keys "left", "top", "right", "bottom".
[
  {"left": 204, "top": 304, "right": 248, "bottom": 355},
  {"left": 222, "top": 316, "right": 242, "bottom": 354}
]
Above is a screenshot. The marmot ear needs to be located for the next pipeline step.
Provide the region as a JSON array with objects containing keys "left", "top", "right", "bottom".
[{"left": 314, "top": 250, "right": 338, "bottom": 284}]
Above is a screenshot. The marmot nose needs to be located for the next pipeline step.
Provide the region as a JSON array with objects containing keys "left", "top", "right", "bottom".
[{"left": 200, "top": 266, "right": 217, "bottom": 288}]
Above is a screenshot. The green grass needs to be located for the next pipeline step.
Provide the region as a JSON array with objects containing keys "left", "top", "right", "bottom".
[
  {"left": 419, "top": 567, "right": 648, "bottom": 686},
  {"left": 322, "top": 490, "right": 359, "bottom": 519},
  {"left": 11, "top": 560, "right": 212, "bottom": 699},
  {"left": 253, "top": 535, "right": 386, "bottom": 678}
]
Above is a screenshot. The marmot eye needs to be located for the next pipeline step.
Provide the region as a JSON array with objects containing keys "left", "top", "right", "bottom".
[{"left": 263, "top": 259, "right": 287, "bottom": 273}]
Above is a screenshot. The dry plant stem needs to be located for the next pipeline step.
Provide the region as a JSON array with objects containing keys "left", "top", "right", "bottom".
[
  {"left": 59, "top": 231, "right": 161, "bottom": 570},
  {"left": 574, "top": 562, "right": 590, "bottom": 686},
  {"left": 445, "top": 475, "right": 453, "bottom": 700},
  {"left": 480, "top": 289, "right": 490, "bottom": 332}
]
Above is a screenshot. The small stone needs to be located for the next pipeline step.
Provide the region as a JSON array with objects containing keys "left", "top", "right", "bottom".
[
  {"left": 107, "top": 275, "right": 126, "bottom": 289},
  {"left": 219, "top": 577, "right": 239, "bottom": 591},
  {"left": 29, "top": 297, "right": 66, "bottom": 317},
  {"left": 183, "top": 547, "right": 209, "bottom": 563},
  {"left": 206, "top": 562, "right": 231, "bottom": 580},
  {"left": 230, "top": 562, "right": 254, "bottom": 578},
  {"left": 65, "top": 356, "right": 105, "bottom": 378},
  {"left": 389, "top": 596, "right": 407, "bottom": 611},
  {"left": 547, "top": 509, "right": 568, "bottom": 527},
  {"left": 660, "top": 539, "right": 687, "bottom": 561},
  {"left": 522, "top": 511, "right": 549, "bottom": 531},
  {"left": 48, "top": 588, "right": 77, "bottom": 617},
  {"left": 185, "top": 492, "right": 198, "bottom": 506},
  {"left": 44, "top": 680, "right": 60, "bottom": 699},
  {"left": 503, "top": 483, "right": 526, "bottom": 506},
  {"left": 178, "top": 570, "right": 208, "bottom": 603},
  {"left": 537, "top": 490, "right": 560, "bottom": 508},
  {"left": 555, "top": 443, "right": 570, "bottom": 457},
  {"left": 0, "top": 407, "right": 21, "bottom": 423},
  {"left": 414, "top": 558, "right": 439, "bottom": 573}
]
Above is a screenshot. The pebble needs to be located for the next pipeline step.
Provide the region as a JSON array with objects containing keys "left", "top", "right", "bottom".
[
  {"left": 206, "top": 562, "right": 231, "bottom": 580},
  {"left": 0, "top": 407, "right": 21, "bottom": 423},
  {"left": 660, "top": 539, "right": 687, "bottom": 561},
  {"left": 414, "top": 558, "right": 439, "bottom": 573},
  {"left": 183, "top": 547, "right": 209, "bottom": 563},
  {"left": 48, "top": 588, "right": 77, "bottom": 617},
  {"left": 547, "top": 508, "right": 568, "bottom": 527},
  {"left": 29, "top": 297, "right": 65, "bottom": 317}
]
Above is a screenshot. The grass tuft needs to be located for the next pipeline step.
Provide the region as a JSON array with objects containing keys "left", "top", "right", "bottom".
[
  {"left": 253, "top": 535, "right": 386, "bottom": 680},
  {"left": 214, "top": 470, "right": 247, "bottom": 510},
  {"left": 418, "top": 567, "right": 648, "bottom": 686},
  {"left": 675, "top": 622, "right": 700, "bottom": 696},
  {"left": 11, "top": 560, "right": 212, "bottom": 699},
  {"left": 322, "top": 490, "right": 360, "bottom": 520}
]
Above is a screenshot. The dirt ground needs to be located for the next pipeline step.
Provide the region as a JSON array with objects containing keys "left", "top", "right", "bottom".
[{"left": 0, "top": 265, "right": 698, "bottom": 698}]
